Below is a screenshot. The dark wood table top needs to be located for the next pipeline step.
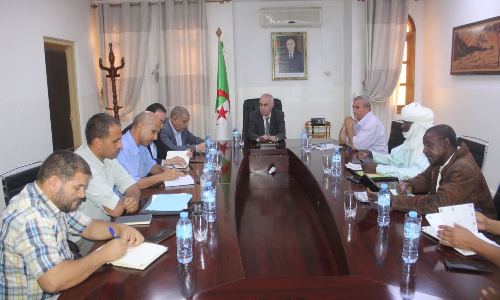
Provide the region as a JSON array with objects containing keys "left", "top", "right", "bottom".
[{"left": 60, "top": 139, "right": 500, "bottom": 300}]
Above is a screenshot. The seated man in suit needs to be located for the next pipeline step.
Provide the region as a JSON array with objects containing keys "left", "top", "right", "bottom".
[
  {"left": 160, "top": 106, "right": 205, "bottom": 152},
  {"left": 72, "top": 113, "right": 140, "bottom": 254},
  {"left": 0, "top": 151, "right": 143, "bottom": 299},
  {"left": 339, "top": 95, "right": 388, "bottom": 154},
  {"left": 358, "top": 103, "right": 434, "bottom": 179},
  {"left": 247, "top": 93, "right": 286, "bottom": 142},
  {"left": 367, "top": 124, "right": 496, "bottom": 219},
  {"left": 117, "top": 111, "right": 185, "bottom": 189}
]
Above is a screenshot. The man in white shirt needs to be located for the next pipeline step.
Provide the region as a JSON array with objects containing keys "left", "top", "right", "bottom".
[
  {"left": 358, "top": 103, "right": 434, "bottom": 179},
  {"left": 72, "top": 113, "right": 140, "bottom": 254},
  {"left": 339, "top": 95, "right": 388, "bottom": 154}
]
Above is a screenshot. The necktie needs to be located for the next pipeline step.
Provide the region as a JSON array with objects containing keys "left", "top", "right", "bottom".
[
  {"left": 265, "top": 117, "right": 270, "bottom": 136},
  {"left": 289, "top": 53, "right": 293, "bottom": 59}
]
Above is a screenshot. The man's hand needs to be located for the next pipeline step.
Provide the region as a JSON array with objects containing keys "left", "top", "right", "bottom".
[
  {"left": 101, "top": 238, "right": 128, "bottom": 262},
  {"left": 358, "top": 150, "right": 373, "bottom": 160},
  {"left": 196, "top": 142, "right": 205, "bottom": 153},
  {"left": 116, "top": 224, "right": 144, "bottom": 249},
  {"left": 161, "top": 168, "right": 181, "bottom": 181},
  {"left": 437, "top": 223, "right": 476, "bottom": 251},
  {"left": 396, "top": 181, "right": 414, "bottom": 195},
  {"left": 269, "top": 136, "right": 278, "bottom": 142},
  {"left": 165, "top": 156, "right": 187, "bottom": 168},
  {"left": 344, "top": 116, "right": 356, "bottom": 127},
  {"left": 366, "top": 187, "right": 379, "bottom": 201},
  {"left": 259, "top": 135, "right": 269, "bottom": 142},
  {"left": 475, "top": 211, "right": 490, "bottom": 232},
  {"left": 361, "top": 161, "right": 377, "bottom": 174},
  {"left": 185, "top": 151, "right": 193, "bottom": 158},
  {"left": 480, "top": 287, "right": 500, "bottom": 300},
  {"left": 123, "top": 197, "right": 139, "bottom": 213}
]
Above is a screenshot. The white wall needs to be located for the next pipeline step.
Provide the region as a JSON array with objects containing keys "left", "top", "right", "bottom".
[
  {"left": 226, "top": 0, "right": 346, "bottom": 139},
  {"left": 0, "top": 0, "right": 100, "bottom": 213},
  {"left": 421, "top": 0, "right": 500, "bottom": 191}
]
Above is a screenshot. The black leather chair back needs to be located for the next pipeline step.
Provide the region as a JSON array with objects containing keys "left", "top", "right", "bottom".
[
  {"left": 494, "top": 185, "right": 500, "bottom": 221},
  {"left": 2, "top": 163, "right": 41, "bottom": 206},
  {"left": 456, "top": 135, "right": 489, "bottom": 171},
  {"left": 387, "top": 120, "right": 405, "bottom": 153},
  {"left": 242, "top": 98, "right": 282, "bottom": 140}
]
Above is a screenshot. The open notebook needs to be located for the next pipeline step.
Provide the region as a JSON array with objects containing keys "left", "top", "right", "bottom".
[
  {"left": 165, "top": 151, "right": 191, "bottom": 169},
  {"left": 96, "top": 242, "right": 168, "bottom": 270}
]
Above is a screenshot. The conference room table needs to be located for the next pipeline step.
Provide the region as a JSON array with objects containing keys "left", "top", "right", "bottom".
[{"left": 60, "top": 139, "right": 500, "bottom": 300}]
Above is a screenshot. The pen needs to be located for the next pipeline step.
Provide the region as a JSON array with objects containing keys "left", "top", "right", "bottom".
[
  {"left": 398, "top": 176, "right": 408, "bottom": 196},
  {"left": 109, "top": 226, "right": 119, "bottom": 239}
]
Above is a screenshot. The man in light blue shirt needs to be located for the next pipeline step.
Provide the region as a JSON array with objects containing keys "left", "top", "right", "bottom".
[{"left": 117, "top": 111, "right": 187, "bottom": 189}]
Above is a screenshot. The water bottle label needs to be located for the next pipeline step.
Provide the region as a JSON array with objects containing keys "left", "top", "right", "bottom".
[
  {"left": 404, "top": 224, "right": 420, "bottom": 239},
  {"left": 378, "top": 195, "right": 390, "bottom": 207},
  {"left": 177, "top": 224, "right": 192, "bottom": 239}
]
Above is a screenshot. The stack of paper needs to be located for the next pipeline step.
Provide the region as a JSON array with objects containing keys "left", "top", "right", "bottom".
[
  {"left": 96, "top": 242, "right": 168, "bottom": 270},
  {"left": 146, "top": 194, "right": 193, "bottom": 212},
  {"left": 345, "top": 162, "right": 362, "bottom": 171},
  {"left": 422, "top": 203, "right": 500, "bottom": 256},
  {"left": 165, "top": 151, "right": 191, "bottom": 169},
  {"left": 164, "top": 175, "right": 194, "bottom": 187},
  {"left": 115, "top": 215, "right": 152, "bottom": 226},
  {"left": 310, "top": 144, "right": 340, "bottom": 151}
]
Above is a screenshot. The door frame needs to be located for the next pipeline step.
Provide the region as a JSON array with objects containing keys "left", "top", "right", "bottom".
[{"left": 43, "top": 37, "right": 82, "bottom": 148}]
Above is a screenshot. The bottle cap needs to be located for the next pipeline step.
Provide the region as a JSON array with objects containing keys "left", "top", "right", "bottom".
[
  {"left": 335, "top": 148, "right": 339, "bottom": 151},
  {"left": 234, "top": 127, "right": 237, "bottom": 130},
  {"left": 409, "top": 211, "right": 417, "bottom": 218},
  {"left": 381, "top": 183, "right": 388, "bottom": 189},
  {"left": 206, "top": 134, "right": 210, "bottom": 137},
  {"left": 206, "top": 181, "right": 213, "bottom": 187},
  {"left": 180, "top": 211, "right": 188, "bottom": 218},
  {"left": 206, "top": 154, "right": 211, "bottom": 159}
]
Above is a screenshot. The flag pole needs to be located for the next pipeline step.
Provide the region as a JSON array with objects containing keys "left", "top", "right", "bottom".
[{"left": 216, "top": 27, "right": 222, "bottom": 55}]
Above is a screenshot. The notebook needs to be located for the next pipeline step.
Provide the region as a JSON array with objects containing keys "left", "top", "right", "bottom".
[
  {"left": 96, "top": 242, "right": 168, "bottom": 270},
  {"left": 165, "top": 151, "right": 191, "bottom": 169},
  {"left": 140, "top": 193, "right": 193, "bottom": 215},
  {"left": 164, "top": 174, "right": 195, "bottom": 187},
  {"left": 114, "top": 214, "right": 152, "bottom": 226}
]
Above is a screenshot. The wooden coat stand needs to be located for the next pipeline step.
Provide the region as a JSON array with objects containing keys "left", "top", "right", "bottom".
[{"left": 99, "top": 43, "right": 125, "bottom": 120}]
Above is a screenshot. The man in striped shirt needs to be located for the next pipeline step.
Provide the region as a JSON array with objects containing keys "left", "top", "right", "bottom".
[{"left": 0, "top": 151, "right": 144, "bottom": 299}]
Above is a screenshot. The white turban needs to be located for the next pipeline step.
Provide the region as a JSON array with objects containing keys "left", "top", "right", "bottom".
[{"left": 400, "top": 103, "right": 434, "bottom": 163}]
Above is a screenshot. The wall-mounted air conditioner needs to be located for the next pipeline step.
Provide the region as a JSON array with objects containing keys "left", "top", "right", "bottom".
[{"left": 260, "top": 7, "right": 323, "bottom": 28}]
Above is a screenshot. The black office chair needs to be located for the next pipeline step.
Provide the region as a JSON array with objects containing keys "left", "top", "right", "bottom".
[
  {"left": 387, "top": 120, "right": 405, "bottom": 153},
  {"left": 242, "top": 98, "right": 282, "bottom": 140},
  {"left": 456, "top": 135, "right": 490, "bottom": 171},
  {"left": 1, "top": 161, "right": 83, "bottom": 259},
  {"left": 493, "top": 185, "right": 500, "bottom": 221}
]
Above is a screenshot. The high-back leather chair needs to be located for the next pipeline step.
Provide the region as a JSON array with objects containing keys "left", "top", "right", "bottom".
[
  {"left": 242, "top": 98, "right": 282, "bottom": 140},
  {"left": 1, "top": 162, "right": 42, "bottom": 207},
  {"left": 494, "top": 185, "right": 500, "bottom": 221},
  {"left": 456, "top": 135, "right": 489, "bottom": 171},
  {"left": 387, "top": 120, "right": 405, "bottom": 153}
]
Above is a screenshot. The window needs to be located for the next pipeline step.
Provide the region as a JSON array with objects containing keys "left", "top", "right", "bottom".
[{"left": 396, "top": 16, "right": 416, "bottom": 114}]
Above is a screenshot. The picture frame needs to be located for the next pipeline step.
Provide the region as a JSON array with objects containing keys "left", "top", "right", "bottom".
[
  {"left": 450, "top": 16, "right": 500, "bottom": 75},
  {"left": 272, "top": 32, "right": 307, "bottom": 80}
]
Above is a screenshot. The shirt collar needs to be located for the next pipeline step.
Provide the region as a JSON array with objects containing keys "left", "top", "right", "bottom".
[
  {"left": 262, "top": 112, "right": 272, "bottom": 120},
  {"left": 356, "top": 111, "right": 373, "bottom": 127},
  {"left": 439, "top": 152, "right": 455, "bottom": 172},
  {"left": 33, "top": 182, "right": 61, "bottom": 217},
  {"left": 122, "top": 131, "right": 140, "bottom": 156}
]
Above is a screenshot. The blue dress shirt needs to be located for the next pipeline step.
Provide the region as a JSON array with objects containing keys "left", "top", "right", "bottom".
[{"left": 117, "top": 131, "right": 157, "bottom": 182}]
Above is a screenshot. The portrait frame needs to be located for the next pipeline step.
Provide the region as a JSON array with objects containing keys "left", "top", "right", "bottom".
[
  {"left": 272, "top": 32, "right": 308, "bottom": 80},
  {"left": 450, "top": 16, "right": 500, "bottom": 75}
]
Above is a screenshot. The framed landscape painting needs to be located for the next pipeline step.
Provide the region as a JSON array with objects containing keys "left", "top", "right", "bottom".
[
  {"left": 272, "top": 32, "right": 307, "bottom": 80},
  {"left": 451, "top": 16, "right": 500, "bottom": 75}
]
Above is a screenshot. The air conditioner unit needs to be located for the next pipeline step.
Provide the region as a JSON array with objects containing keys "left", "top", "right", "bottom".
[{"left": 260, "top": 7, "right": 323, "bottom": 28}]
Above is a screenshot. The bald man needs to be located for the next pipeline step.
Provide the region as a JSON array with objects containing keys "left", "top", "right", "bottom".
[{"left": 117, "top": 111, "right": 186, "bottom": 189}]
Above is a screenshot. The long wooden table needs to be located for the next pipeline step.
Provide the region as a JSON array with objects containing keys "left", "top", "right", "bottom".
[{"left": 60, "top": 139, "right": 500, "bottom": 299}]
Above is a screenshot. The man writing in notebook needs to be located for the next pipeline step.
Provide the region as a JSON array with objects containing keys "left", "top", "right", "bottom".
[
  {"left": 0, "top": 151, "right": 143, "bottom": 299},
  {"left": 117, "top": 111, "right": 186, "bottom": 189},
  {"left": 73, "top": 113, "right": 141, "bottom": 255},
  {"left": 366, "top": 125, "right": 496, "bottom": 219}
]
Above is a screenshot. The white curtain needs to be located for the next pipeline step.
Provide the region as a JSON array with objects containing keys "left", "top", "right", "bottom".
[
  {"left": 98, "top": 0, "right": 210, "bottom": 138},
  {"left": 364, "top": 0, "right": 408, "bottom": 135}
]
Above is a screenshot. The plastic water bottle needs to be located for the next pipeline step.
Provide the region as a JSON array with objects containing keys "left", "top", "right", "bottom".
[
  {"left": 204, "top": 154, "right": 213, "bottom": 170},
  {"left": 203, "top": 181, "right": 216, "bottom": 222},
  {"left": 209, "top": 142, "right": 218, "bottom": 165},
  {"left": 377, "top": 183, "right": 391, "bottom": 226},
  {"left": 402, "top": 211, "right": 421, "bottom": 263},
  {"left": 232, "top": 127, "right": 239, "bottom": 148},
  {"left": 332, "top": 148, "right": 341, "bottom": 177},
  {"left": 176, "top": 211, "right": 193, "bottom": 264},
  {"left": 200, "top": 168, "right": 208, "bottom": 197},
  {"left": 301, "top": 129, "right": 308, "bottom": 151},
  {"left": 205, "top": 134, "right": 212, "bottom": 155}
]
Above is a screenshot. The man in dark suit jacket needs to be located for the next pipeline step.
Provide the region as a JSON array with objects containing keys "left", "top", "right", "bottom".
[
  {"left": 122, "top": 103, "right": 168, "bottom": 164},
  {"left": 160, "top": 106, "right": 205, "bottom": 152},
  {"left": 247, "top": 94, "right": 286, "bottom": 142},
  {"left": 279, "top": 38, "right": 304, "bottom": 73}
]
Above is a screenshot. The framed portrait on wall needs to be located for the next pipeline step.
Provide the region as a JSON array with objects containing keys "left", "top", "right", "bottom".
[{"left": 272, "top": 32, "right": 307, "bottom": 80}]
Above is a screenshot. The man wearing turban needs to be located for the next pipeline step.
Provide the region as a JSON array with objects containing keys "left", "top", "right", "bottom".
[{"left": 358, "top": 102, "right": 434, "bottom": 180}]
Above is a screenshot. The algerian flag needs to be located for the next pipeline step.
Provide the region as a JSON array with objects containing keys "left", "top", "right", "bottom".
[{"left": 215, "top": 41, "right": 231, "bottom": 140}]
